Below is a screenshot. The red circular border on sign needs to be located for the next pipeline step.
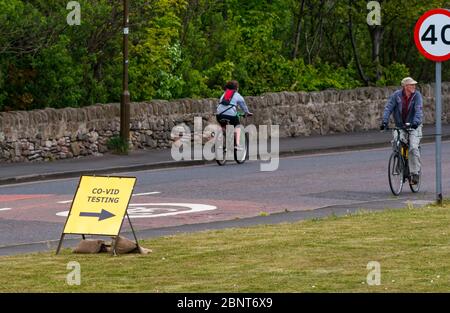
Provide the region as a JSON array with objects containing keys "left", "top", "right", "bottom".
[{"left": 414, "top": 8, "right": 450, "bottom": 62}]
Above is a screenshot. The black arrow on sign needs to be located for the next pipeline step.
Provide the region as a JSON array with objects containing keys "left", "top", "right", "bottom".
[{"left": 79, "top": 209, "right": 115, "bottom": 221}]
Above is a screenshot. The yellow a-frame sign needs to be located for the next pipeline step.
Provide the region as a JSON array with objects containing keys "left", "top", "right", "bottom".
[{"left": 56, "top": 175, "right": 138, "bottom": 255}]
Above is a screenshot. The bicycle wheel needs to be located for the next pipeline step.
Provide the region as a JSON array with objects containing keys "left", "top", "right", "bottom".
[
  {"left": 388, "top": 152, "right": 404, "bottom": 196},
  {"left": 409, "top": 171, "right": 421, "bottom": 193},
  {"left": 214, "top": 132, "right": 227, "bottom": 166},
  {"left": 234, "top": 132, "right": 248, "bottom": 164}
]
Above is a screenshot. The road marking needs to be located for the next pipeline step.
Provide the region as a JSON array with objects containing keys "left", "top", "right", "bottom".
[
  {"left": 132, "top": 192, "right": 161, "bottom": 196},
  {"left": 0, "top": 194, "right": 53, "bottom": 201},
  {"left": 57, "top": 191, "right": 161, "bottom": 204},
  {"left": 57, "top": 200, "right": 73, "bottom": 204},
  {"left": 0, "top": 179, "right": 74, "bottom": 188},
  {"left": 127, "top": 203, "right": 217, "bottom": 218},
  {"left": 56, "top": 203, "right": 217, "bottom": 219},
  {"left": 280, "top": 140, "right": 447, "bottom": 161},
  {"left": 404, "top": 200, "right": 434, "bottom": 206},
  {"left": 0, "top": 208, "right": 12, "bottom": 212}
]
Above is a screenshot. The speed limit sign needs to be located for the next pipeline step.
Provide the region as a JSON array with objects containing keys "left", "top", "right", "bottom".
[
  {"left": 414, "top": 8, "right": 449, "bottom": 205},
  {"left": 414, "top": 8, "right": 450, "bottom": 62}
]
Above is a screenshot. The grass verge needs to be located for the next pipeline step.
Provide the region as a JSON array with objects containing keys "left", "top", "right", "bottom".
[{"left": 1, "top": 202, "right": 449, "bottom": 292}]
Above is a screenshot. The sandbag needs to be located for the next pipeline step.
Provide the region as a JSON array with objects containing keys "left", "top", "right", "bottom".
[
  {"left": 72, "top": 236, "right": 152, "bottom": 255},
  {"left": 112, "top": 236, "right": 153, "bottom": 255},
  {"left": 72, "top": 239, "right": 107, "bottom": 254}
]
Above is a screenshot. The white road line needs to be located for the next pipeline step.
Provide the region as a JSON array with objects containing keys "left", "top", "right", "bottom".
[
  {"left": 0, "top": 177, "right": 77, "bottom": 188},
  {"left": 57, "top": 200, "right": 73, "bottom": 204},
  {"left": 132, "top": 192, "right": 161, "bottom": 196},
  {"left": 0, "top": 208, "right": 12, "bottom": 212},
  {"left": 282, "top": 140, "right": 447, "bottom": 160},
  {"left": 56, "top": 191, "right": 161, "bottom": 204}
]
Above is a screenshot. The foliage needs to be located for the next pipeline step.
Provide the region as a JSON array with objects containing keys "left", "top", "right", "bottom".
[
  {"left": 129, "top": 0, "right": 187, "bottom": 101},
  {"left": 106, "top": 136, "right": 129, "bottom": 154},
  {"left": 377, "top": 62, "right": 410, "bottom": 87},
  {"left": 0, "top": 0, "right": 448, "bottom": 111},
  {"left": 29, "top": 36, "right": 84, "bottom": 109}
]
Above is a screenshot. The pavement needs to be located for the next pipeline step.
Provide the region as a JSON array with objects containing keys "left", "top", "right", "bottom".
[{"left": 1, "top": 124, "right": 450, "bottom": 185}]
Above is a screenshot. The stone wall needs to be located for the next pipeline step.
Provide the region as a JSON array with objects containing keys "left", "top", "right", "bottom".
[{"left": 0, "top": 83, "right": 449, "bottom": 163}]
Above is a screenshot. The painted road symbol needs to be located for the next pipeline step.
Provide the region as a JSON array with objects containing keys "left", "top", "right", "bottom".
[
  {"left": 127, "top": 203, "right": 217, "bottom": 218},
  {"left": 57, "top": 203, "right": 217, "bottom": 219}
]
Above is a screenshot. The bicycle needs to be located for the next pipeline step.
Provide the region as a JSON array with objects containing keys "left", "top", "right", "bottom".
[
  {"left": 387, "top": 123, "right": 422, "bottom": 196},
  {"left": 212, "top": 111, "right": 250, "bottom": 166}
]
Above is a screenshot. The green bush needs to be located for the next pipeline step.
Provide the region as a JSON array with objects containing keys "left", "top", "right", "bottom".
[
  {"left": 1, "top": 0, "right": 443, "bottom": 112},
  {"left": 106, "top": 136, "right": 129, "bottom": 154},
  {"left": 377, "top": 62, "right": 410, "bottom": 87},
  {"left": 29, "top": 36, "right": 84, "bottom": 109},
  {"left": 288, "top": 59, "right": 361, "bottom": 92}
]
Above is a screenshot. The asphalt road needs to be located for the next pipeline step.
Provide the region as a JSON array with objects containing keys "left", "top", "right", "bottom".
[{"left": 0, "top": 141, "right": 449, "bottom": 255}]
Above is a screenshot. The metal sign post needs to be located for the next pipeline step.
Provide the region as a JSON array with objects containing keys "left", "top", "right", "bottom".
[
  {"left": 436, "top": 62, "right": 442, "bottom": 204},
  {"left": 414, "top": 8, "right": 450, "bottom": 205}
]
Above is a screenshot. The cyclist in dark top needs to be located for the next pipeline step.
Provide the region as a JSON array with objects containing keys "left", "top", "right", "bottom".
[{"left": 380, "top": 77, "right": 423, "bottom": 184}]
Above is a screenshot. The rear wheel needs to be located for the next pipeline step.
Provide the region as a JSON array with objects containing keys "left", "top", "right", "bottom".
[
  {"left": 388, "top": 152, "right": 404, "bottom": 196},
  {"left": 234, "top": 131, "right": 248, "bottom": 164},
  {"left": 215, "top": 149, "right": 227, "bottom": 165}
]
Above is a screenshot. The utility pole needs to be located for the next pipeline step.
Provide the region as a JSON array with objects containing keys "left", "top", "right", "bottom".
[{"left": 120, "top": 0, "right": 130, "bottom": 145}]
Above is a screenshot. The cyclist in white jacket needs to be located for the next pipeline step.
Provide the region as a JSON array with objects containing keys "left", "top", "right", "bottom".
[{"left": 216, "top": 80, "right": 252, "bottom": 149}]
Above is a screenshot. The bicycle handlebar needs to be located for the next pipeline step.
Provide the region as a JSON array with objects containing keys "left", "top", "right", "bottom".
[
  {"left": 237, "top": 112, "right": 253, "bottom": 118},
  {"left": 382, "top": 126, "right": 415, "bottom": 132}
]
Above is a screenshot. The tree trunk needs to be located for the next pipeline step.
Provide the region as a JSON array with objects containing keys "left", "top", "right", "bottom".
[
  {"left": 304, "top": 0, "right": 326, "bottom": 64},
  {"left": 292, "top": 0, "right": 306, "bottom": 60},
  {"left": 369, "top": 25, "right": 384, "bottom": 81},
  {"left": 181, "top": 0, "right": 199, "bottom": 46},
  {"left": 348, "top": 0, "right": 369, "bottom": 85}
]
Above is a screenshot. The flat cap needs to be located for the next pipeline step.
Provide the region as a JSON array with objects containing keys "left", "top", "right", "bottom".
[{"left": 401, "top": 77, "right": 418, "bottom": 86}]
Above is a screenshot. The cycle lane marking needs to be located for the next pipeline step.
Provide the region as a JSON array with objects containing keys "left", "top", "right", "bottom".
[{"left": 56, "top": 202, "right": 218, "bottom": 219}]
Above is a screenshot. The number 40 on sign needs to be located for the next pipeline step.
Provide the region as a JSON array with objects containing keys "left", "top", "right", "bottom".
[{"left": 414, "top": 8, "right": 450, "bottom": 62}]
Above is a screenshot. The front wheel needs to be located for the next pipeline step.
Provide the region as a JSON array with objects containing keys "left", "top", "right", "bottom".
[
  {"left": 388, "top": 152, "right": 404, "bottom": 196},
  {"left": 409, "top": 171, "right": 421, "bottom": 193}
]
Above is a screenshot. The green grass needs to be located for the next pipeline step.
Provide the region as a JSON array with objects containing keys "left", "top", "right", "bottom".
[{"left": 1, "top": 202, "right": 450, "bottom": 292}]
